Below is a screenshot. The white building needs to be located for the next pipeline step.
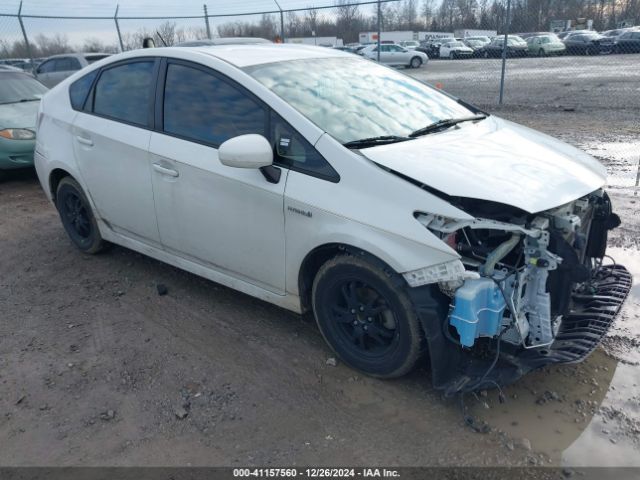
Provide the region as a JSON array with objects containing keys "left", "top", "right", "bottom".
[
  {"left": 359, "top": 31, "right": 453, "bottom": 44},
  {"left": 285, "top": 36, "right": 343, "bottom": 47}
]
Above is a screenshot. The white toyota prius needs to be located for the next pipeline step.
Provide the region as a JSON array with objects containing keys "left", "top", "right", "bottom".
[{"left": 34, "top": 44, "right": 630, "bottom": 394}]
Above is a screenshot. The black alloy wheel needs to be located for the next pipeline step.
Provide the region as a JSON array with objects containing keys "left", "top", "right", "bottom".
[
  {"left": 312, "top": 255, "right": 424, "bottom": 378},
  {"left": 56, "top": 176, "right": 105, "bottom": 253}
]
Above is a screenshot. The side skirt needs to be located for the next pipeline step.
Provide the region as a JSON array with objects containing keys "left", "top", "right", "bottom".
[{"left": 97, "top": 219, "right": 303, "bottom": 314}]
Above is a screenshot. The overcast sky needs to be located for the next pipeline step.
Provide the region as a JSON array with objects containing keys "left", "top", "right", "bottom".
[{"left": 1, "top": 0, "right": 385, "bottom": 47}]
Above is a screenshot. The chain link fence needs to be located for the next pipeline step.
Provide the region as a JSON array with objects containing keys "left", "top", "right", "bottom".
[{"left": 0, "top": 0, "right": 638, "bottom": 191}]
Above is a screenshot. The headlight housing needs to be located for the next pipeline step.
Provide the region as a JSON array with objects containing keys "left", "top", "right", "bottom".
[
  {"left": 0, "top": 128, "right": 36, "bottom": 140},
  {"left": 403, "top": 259, "right": 466, "bottom": 287}
]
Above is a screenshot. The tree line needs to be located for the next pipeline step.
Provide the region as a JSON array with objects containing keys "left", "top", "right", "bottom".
[{"left": 1, "top": 0, "right": 639, "bottom": 59}]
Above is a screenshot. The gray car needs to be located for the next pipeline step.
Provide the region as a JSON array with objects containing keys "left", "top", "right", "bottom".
[{"left": 35, "top": 53, "right": 111, "bottom": 88}]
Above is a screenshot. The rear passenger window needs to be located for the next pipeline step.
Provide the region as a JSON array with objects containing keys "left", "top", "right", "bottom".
[
  {"left": 93, "top": 61, "right": 155, "bottom": 127},
  {"left": 55, "top": 57, "right": 81, "bottom": 72},
  {"left": 69, "top": 69, "right": 98, "bottom": 111},
  {"left": 163, "top": 63, "right": 266, "bottom": 146}
]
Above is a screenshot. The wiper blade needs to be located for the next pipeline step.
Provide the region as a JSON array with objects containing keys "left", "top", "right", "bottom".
[
  {"left": 409, "top": 114, "right": 487, "bottom": 138},
  {"left": 0, "top": 98, "right": 40, "bottom": 105},
  {"left": 343, "top": 135, "right": 412, "bottom": 149}
]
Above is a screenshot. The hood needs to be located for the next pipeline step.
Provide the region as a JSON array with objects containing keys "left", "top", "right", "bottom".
[
  {"left": 361, "top": 116, "right": 607, "bottom": 214},
  {"left": 0, "top": 100, "right": 40, "bottom": 129}
]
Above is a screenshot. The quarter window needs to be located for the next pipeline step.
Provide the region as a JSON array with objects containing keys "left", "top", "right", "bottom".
[
  {"left": 270, "top": 111, "right": 339, "bottom": 182},
  {"left": 69, "top": 69, "right": 98, "bottom": 111},
  {"left": 163, "top": 63, "right": 266, "bottom": 146},
  {"left": 93, "top": 61, "right": 155, "bottom": 127}
]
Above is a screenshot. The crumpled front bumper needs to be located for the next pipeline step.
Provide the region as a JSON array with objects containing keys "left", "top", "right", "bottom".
[
  {"left": 517, "top": 264, "right": 632, "bottom": 367},
  {"left": 413, "top": 264, "right": 632, "bottom": 396}
]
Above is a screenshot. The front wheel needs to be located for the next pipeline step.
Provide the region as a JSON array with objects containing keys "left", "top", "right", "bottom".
[
  {"left": 56, "top": 176, "right": 105, "bottom": 254},
  {"left": 410, "top": 56, "right": 422, "bottom": 68},
  {"left": 312, "top": 255, "right": 424, "bottom": 378}
]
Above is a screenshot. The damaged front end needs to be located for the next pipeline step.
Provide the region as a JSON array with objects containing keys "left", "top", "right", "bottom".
[{"left": 410, "top": 190, "right": 631, "bottom": 395}]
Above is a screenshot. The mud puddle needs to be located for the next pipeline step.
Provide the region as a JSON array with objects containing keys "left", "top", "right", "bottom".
[{"left": 468, "top": 247, "right": 640, "bottom": 466}]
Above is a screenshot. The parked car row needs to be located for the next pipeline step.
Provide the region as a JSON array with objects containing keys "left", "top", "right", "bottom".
[{"left": 363, "top": 26, "right": 640, "bottom": 62}]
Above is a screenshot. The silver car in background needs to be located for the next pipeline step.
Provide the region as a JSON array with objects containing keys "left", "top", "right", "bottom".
[
  {"left": 35, "top": 52, "right": 111, "bottom": 88},
  {"left": 360, "top": 43, "right": 428, "bottom": 68}
]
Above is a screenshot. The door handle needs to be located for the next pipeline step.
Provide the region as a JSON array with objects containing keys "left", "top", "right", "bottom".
[
  {"left": 75, "top": 135, "right": 93, "bottom": 147},
  {"left": 152, "top": 163, "right": 179, "bottom": 177}
]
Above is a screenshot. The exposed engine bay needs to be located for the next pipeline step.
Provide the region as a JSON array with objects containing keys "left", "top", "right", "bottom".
[{"left": 412, "top": 189, "right": 631, "bottom": 395}]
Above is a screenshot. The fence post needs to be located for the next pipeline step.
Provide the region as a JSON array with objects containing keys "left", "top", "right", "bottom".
[
  {"left": 498, "top": 0, "right": 511, "bottom": 105},
  {"left": 377, "top": 0, "right": 381, "bottom": 62},
  {"left": 17, "top": 1, "right": 34, "bottom": 72},
  {"left": 203, "top": 4, "right": 212, "bottom": 40},
  {"left": 114, "top": 4, "right": 125, "bottom": 52}
]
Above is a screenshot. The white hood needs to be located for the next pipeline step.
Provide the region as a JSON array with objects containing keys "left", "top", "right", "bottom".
[{"left": 361, "top": 116, "right": 607, "bottom": 214}]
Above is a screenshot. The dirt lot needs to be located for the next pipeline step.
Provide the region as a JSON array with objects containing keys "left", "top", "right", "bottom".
[{"left": 0, "top": 55, "right": 639, "bottom": 469}]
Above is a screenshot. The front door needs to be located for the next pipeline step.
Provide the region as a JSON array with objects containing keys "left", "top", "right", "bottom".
[
  {"left": 149, "top": 60, "right": 287, "bottom": 293},
  {"left": 72, "top": 59, "right": 161, "bottom": 246}
]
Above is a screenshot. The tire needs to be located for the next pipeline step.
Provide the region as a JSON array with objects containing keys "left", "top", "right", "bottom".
[
  {"left": 311, "top": 255, "right": 424, "bottom": 378},
  {"left": 483, "top": 50, "right": 489, "bottom": 58},
  {"left": 410, "top": 56, "right": 422, "bottom": 68},
  {"left": 56, "top": 176, "right": 105, "bottom": 254},
  {"left": 449, "top": 52, "right": 455, "bottom": 60},
  {"left": 538, "top": 48, "right": 545, "bottom": 57}
]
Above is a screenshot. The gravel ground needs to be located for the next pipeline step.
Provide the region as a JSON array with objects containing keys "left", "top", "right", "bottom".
[{"left": 0, "top": 55, "right": 639, "bottom": 469}]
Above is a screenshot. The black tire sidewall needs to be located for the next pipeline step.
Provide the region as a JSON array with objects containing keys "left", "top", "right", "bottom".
[
  {"left": 312, "top": 256, "right": 422, "bottom": 378},
  {"left": 56, "top": 178, "right": 102, "bottom": 253}
]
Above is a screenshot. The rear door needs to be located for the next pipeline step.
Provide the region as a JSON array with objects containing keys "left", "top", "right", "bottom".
[{"left": 72, "top": 58, "right": 161, "bottom": 246}]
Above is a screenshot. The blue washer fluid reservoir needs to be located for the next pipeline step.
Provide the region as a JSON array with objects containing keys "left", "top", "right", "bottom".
[{"left": 449, "top": 277, "right": 507, "bottom": 348}]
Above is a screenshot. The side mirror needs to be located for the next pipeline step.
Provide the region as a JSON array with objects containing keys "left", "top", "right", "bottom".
[{"left": 219, "top": 134, "right": 273, "bottom": 169}]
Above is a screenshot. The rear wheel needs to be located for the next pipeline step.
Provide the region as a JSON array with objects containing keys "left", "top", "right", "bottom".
[
  {"left": 56, "top": 176, "right": 105, "bottom": 254},
  {"left": 410, "top": 56, "right": 422, "bottom": 68},
  {"left": 311, "top": 255, "right": 424, "bottom": 378}
]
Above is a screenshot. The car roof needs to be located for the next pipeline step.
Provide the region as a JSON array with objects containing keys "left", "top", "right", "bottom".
[
  {"left": 136, "top": 44, "right": 350, "bottom": 68},
  {"left": 42, "top": 52, "right": 111, "bottom": 60},
  {"left": 176, "top": 37, "right": 271, "bottom": 47}
]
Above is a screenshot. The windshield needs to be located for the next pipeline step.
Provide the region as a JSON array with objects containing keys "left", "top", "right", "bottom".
[
  {"left": 448, "top": 41, "right": 465, "bottom": 47},
  {"left": 245, "top": 57, "right": 473, "bottom": 144},
  {"left": 0, "top": 73, "right": 48, "bottom": 104}
]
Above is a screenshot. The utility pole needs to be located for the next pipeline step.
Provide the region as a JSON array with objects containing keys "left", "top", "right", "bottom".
[
  {"left": 274, "top": 0, "right": 285, "bottom": 42},
  {"left": 114, "top": 4, "right": 124, "bottom": 52},
  {"left": 203, "top": 4, "right": 212, "bottom": 39},
  {"left": 499, "top": 0, "right": 511, "bottom": 105}
]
